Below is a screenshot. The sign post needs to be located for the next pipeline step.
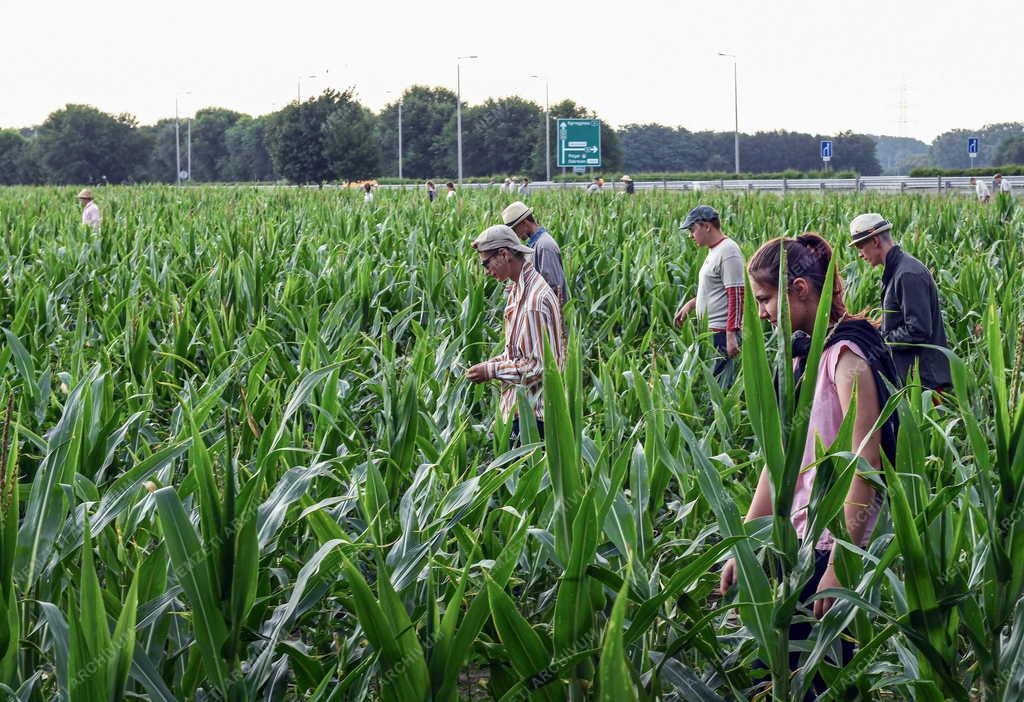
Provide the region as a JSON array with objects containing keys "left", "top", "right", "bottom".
[
  {"left": 557, "top": 119, "right": 602, "bottom": 169},
  {"left": 968, "top": 137, "right": 979, "bottom": 168},
  {"left": 820, "top": 140, "right": 833, "bottom": 171}
]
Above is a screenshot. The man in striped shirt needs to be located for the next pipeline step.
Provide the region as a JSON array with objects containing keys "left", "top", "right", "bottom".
[
  {"left": 466, "top": 224, "right": 566, "bottom": 441},
  {"left": 673, "top": 205, "right": 744, "bottom": 387}
]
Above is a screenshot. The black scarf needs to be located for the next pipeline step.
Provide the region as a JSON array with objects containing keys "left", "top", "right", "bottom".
[{"left": 792, "top": 319, "right": 901, "bottom": 465}]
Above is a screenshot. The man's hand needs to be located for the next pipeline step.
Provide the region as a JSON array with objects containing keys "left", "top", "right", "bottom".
[
  {"left": 466, "top": 363, "right": 490, "bottom": 384},
  {"left": 726, "top": 331, "right": 741, "bottom": 358},
  {"left": 718, "top": 557, "right": 737, "bottom": 596},
  {"left": 674, "top": 299, "right": 696, "bottom": 328},
  {"left": 813, "top": 564, "right": 841, "bottom": 618}
]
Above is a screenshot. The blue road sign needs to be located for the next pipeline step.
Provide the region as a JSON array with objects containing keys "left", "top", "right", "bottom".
[
  {"left": 968, "top": 137, "right": 979, "bottom": 155},
  {"left": 820, "top": 140, "right": 833, "bottom": 159}
]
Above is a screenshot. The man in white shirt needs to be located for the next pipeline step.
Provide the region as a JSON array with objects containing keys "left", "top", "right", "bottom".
[
  {"left": 971, "top": 177, "right": 991, "bottom": 203},
  {"left": 994, "top": 173, "right": 1013, "bottom": 194},
  {"left": 78, "top": 189, "right": 101, "bottom": 229},
  {"left": 673, "top": 205, "right": 745, "bottom": 386}
]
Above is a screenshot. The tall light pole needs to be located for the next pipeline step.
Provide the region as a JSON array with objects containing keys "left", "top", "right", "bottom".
[
  {"left": 529, "top": 74, "right": 550, "bottom": 182},
  {"left": 386, "top": 90, "right": 404, "bottom": 179},
  {"left": 718, "top": 52, "right": 740, "bottom": 174},
  {"left": 174, "top": 91, "right": 190, "bottom": 185},
  {"left": 456, "top": 55, "right": 478, "bottom": 186},
  {"left": 187, "top": 115, "right": 192, "bottom": 182},
  {"left": 297, "top": 74, "right": 318, "bottom": 103}
]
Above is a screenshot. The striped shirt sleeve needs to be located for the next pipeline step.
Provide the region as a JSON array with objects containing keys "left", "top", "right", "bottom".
[{"left": 484, "top": 308, "right": 554, "bottom": 385}]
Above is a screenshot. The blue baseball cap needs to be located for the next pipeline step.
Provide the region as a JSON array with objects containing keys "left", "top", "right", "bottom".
[{"left": 681, "top": 205, "right": 720, "bottom": 230}]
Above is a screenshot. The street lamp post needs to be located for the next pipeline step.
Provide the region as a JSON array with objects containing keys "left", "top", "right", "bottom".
[
  {"left": 174, "top": 91, "right": 191, "bottom": 185},
  {"left": 175, "top": 99, "right": 180, "bottom": 186},
  {"left": 529, "top": 74, "right": 550, "bottom": 182},
  {"left": 718, "top": 52, "right": 740, "bottom": 174},
  {"left": 187, "top": 116, "right": 192, "bottom": 182},
  {"left": 456, "top": 55, "right": 478, "bottom": 186},
  {"left": 386, "top": 90, "right": 404, "bottom": 179}
]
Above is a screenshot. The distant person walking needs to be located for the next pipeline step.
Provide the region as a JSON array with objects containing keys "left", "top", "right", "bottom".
[
  {"left": 363, "top": 183, "right": 374, "bottom": 202},
  {"left": 519, "top": 177, "right": 530, "bottom": 196},
  {"left": 850, "top": 213, "right": 952, "bottom": 391},
  {"left": 466, "top": 224, "right": 566, "bottom": 444},
  {"left": 502, "top": 200, "right": 568, "bottom": 306},
  {"left": 586, "top": 177, "right": 601, "bottom": 193},
  {"left": 426, "top": 181, "right": 437, "bottom": 202},
  {"left": 446, "top": 182, "right": 457, "bottom": 201},
  {"left": 971, "top": 176, "right": 991, "bottom": 203},
  {"left": 994, "top": 173, "right": 1013, "bottom": 195},
  {"left": 502, "top": 178, "right": 513, "bottom": 193},
  {"left": 674, "top": 205, "right": 744, "bottom": 386},
  {"left": 620, "top": 175, "right": 635, "bottom": 195},
  {"left": 78, "top": 189, "right": 101, "bottom": 229}
]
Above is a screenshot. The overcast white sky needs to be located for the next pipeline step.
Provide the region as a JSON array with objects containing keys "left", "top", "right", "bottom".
[{"left": 3, "top": 0, "right": 1021, "bottom": 142}]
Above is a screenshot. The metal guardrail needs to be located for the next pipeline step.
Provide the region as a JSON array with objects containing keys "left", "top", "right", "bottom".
[{"left": 378, "top": 175, "right": 1020, "bottom": 195}]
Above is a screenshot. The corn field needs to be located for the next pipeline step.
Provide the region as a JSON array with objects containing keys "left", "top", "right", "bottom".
[{"left": 0, "top": 186, "right": 1022, "bottom": 701}]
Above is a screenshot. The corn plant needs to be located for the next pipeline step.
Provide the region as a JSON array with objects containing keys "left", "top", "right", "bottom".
[{"left": 0, "top": 185, "right": 1021, "bottom": 700}]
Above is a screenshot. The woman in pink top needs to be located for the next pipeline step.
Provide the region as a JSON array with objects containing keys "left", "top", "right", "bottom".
[{"left": 719, "top": 233, "right": 900, "bottom": 619}]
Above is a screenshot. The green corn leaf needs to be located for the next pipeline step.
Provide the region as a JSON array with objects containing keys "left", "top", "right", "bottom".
[
  {"left": 552, "top": 487, "right": 598, "bottom": 681},
  {"left": 338, "top": 550, "right": 428, "bottom": 702},
  {"left": 598, "top": 575, "right": 638, "bottom": 702},
  {"left": 152, "top": 486, "right": 232, "bottom": 692},
  {"left": 543, "top": 334, "right": 582, "bottom": 563},
  {"left": 110, "top": 569, "right": 139, "bottom": 702},
  {"left": 486, "top": 579, "right": 561, "bottom": 702},
  {"left": 16, "top": 369, "right": 93, "bottom": 590}
]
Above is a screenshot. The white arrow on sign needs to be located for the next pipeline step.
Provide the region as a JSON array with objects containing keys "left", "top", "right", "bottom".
[{"left": 563, "top": 145, "right": 599, "bottom": 153}]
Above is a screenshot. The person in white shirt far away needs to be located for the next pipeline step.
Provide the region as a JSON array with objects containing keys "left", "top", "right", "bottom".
[
  {"left": 519, "top": 177, "right": 530, "bottom": 196},
  {"left": 363, "top": 183, "right": 374, "bottom": 202},
  {"left": 994, "top": 173, "right": 1013, "bottom": 195},
  {"left": 446, "top": 182, "right": 457, "bottom": 200},
  {"left": 971, "top": 176, "right": 991, "bottom": 203},
  {"left": 78, "top": 189, "right": 101, "bottom": 229}
]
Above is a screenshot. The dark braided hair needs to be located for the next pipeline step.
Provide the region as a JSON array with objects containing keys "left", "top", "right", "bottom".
[{"left": 747, "top": 233, "right": 858, "bottom": 324}]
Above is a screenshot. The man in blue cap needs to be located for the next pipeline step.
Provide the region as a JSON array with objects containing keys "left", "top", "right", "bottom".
[{"left": 674, "top": 205, "right": 745, "bottom": 385}]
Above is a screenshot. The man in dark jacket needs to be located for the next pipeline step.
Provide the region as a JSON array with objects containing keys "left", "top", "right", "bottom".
[{"left": 850, "top": 213, "right": 952, "bottom": 390}]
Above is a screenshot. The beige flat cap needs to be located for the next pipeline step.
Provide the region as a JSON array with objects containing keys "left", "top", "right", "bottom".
[{"left": 472, "top": 225, "right": 533, "bottom": 253}]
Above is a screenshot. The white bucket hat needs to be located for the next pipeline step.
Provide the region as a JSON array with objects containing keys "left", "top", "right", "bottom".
[
  {"left": 849, "top": 213, "right": 892, "bottom": 246},
  {"left": 501, "top": 201, "right": 533, "bottom": 229}
]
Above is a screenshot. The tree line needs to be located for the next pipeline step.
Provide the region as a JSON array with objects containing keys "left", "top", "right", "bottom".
[
  {"left": 874, "top": 123, "right": 1024, "bottom": 175},
  {"left": 4, "top": 85, "right": 1020, "bottom": 185}
]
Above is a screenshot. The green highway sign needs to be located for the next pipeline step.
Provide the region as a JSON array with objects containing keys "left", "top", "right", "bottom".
[{"left": 557, "top": 118, "right": 602, "bottom": 168}]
